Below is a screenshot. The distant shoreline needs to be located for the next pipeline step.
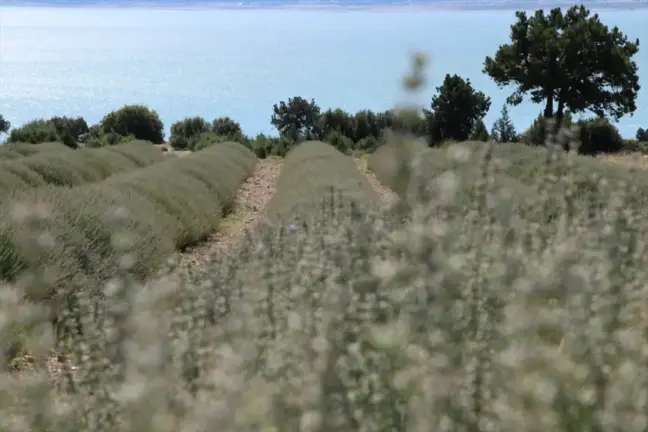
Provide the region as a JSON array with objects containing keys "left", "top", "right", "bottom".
[{"left": 1, "top": 1, "right": 647, "bottom": 12}]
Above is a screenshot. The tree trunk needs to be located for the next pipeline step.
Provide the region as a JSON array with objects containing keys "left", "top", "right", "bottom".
[
  {"left": 556, "top": 97, "right": 567, "bottom": 149},
  {"left": 543, "top": 93, "right": 554, "bottom": 119},
  {"left": 556, "top": 98, "right": 565, "bottom": 129}
]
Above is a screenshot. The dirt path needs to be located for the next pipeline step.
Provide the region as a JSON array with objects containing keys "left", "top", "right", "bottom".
[{"left": 175, "top": 158, "right": 283, "bottom": 272}]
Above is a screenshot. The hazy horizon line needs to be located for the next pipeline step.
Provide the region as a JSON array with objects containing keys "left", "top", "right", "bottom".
[{"left": 1, "top": 0, "right": 647, "bottom": 12}]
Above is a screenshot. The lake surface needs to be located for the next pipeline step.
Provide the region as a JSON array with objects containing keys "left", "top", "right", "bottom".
[{"left": 1, "top": 6, "right": 646, "bottom": 138}]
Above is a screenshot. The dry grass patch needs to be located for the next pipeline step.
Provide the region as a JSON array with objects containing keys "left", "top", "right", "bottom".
[{"left": 598, "top": 152, "right": 648, "bottom": 170}]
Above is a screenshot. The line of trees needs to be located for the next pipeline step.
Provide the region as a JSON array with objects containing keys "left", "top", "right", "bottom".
[{"left": 0, "top": 5, "right": 645, "bottom": 156}]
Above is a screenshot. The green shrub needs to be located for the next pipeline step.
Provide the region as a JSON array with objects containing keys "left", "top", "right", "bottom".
[
  {"left": 246, "top": 134, "right": 295, "bottom": 158},
  {"left": 576, "top": 116, "right": 623, "bottom": 155},
  {"left": 169, "top": 117, "right": 210, "bottom": 150},
  {"left": 522, "top": 112, "right": 574, "bottom": 146},
  {"left": 7, "top": 117, "right": 88, "bottom": 146},
  {"left": 621, "top": 138, "right": 640, "bottom": 152},
  {"left": 637, "top": 127, "right": 647, "bottom": 141},
  {"left": 355, "top": 135, "right": 380, "bottom": 152},
  {"left": 324, "top": 130, "right": 354, "bottom": 154},
  {"left": 82, "top": 123, "right": 137, "bottom": 148},
  {"left": 188, "top": 132, "right": 229, "bottom": 151},
  {"left": 7, "top": 119, "right": 58, "bottom": 144},
  {"left": 211, "top": 116, "right": 243, "bottom": 137},
  {"left": 85, "top": 131, "right": 137, "bottom": 148},
  {"left": 640, "top": 142, "right": 648, "bottom": 154},
  {"left": 100, "top": 104, "right": 165, "bottom": 144}
]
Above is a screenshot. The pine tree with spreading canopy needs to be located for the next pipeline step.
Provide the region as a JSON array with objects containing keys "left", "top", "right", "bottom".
[{"left": 483, "top": 6, "right": 640, "bottom": 130}]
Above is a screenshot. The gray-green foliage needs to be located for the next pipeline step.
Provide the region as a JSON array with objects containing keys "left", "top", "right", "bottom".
[
  {"left": 0, "top": 141, "right": 165, "bottom": 205},
  {"left": 265, "top": 140, "right": 379, "bottom": 220},
  {"left": 0, "top": 142, "right": 256, "bottom": 370}
]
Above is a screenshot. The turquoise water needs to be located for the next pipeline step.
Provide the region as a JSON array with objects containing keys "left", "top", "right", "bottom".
[{"left": 1, "top": 6, "right": 646, "bottom": 138}]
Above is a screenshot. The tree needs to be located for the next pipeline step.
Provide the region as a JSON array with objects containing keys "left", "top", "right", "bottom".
[
  {"left": 0, "top": 115, "right": 10, "bottom": 135},
  {"left": 491, "top": 104, "right": 519, "bottom": 143},
  {"left": 319, "top": 108, "right": 355, "bottom": 140},
  {"left": 169, "top": 117, "right": 210, "bottom": 150},
  {"left": 51, "top": 116, "right": 89, "bottom": 147},
  {"left": 211, "top": 117, "right": 243, "bottom": 138},
  {"left": 271, "top": 97, "right": 321, "bottom": 139},
  {"left": 353, "top": 110, "right": 380, "bottom": 141},
  {"left": 522, "top": 112, "right": 574, "bottom": 146},
  {"left": 375, "top": 111, "right": 397, "bottom": 136},
  {"left": 484, "top": 6, "right": 640, "bottom": 130},
  {"left": 101, "top": 105, "right": 164, "bottom": 144},
  {"left": 391, "top": 108, "right": 428, "bottom": 136},
  {"left": 470, "top": 119, "right": 490, "bottom": 142},
  {"left": 424, "top": 74, "right": 491, "bottom": 144},
  {"left": 324, "top": 130, "right": 354, "bottom": 153},
  {"left": 637, "top": 128, "right": 647, "bottom": 141},
  {"left": 7, "top": 116, "right": 87, "bottom": 146}
]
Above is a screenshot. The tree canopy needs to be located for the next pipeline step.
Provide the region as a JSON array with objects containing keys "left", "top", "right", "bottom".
[
  {"left": 491, "top": 104, "right": 519, "bottom": 143},
  {"left": 101, "top": 105, "right": 165, "bottom": 144},
  {"left": 637, "top": 128, "right": 647, "bottom": 142},
  {"left": 424, "top": 74, "right": 491, "bottom": 143},
  {"left": 483, "top": 5, "right": 640, "bottom": 128},
  {"left": 271, "top": 96, "right": 322, "bottom": 140},
  {"left": 0, "top": 115, "right": 10, "bottom": 135},
  {"left": 211, "top": 117, "right": 243, "bottom": 138}
]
